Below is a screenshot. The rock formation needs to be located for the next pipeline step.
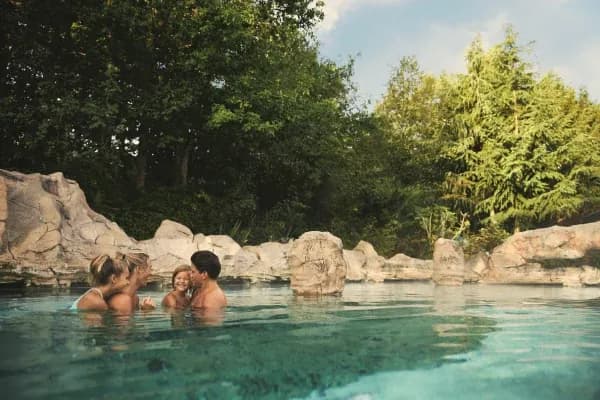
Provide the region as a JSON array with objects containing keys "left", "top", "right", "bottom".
[
  {"left": 432, "top": 238, "right": 464, "bottom": 286},
  {"left": 383, "top": 253, "right": 432, "bottom": 281},
  {"left": 1, "top": 169, "right": 599, "bottom": 288},
  {"left": 463, "top": 252, "right": 489, "bottom": 283},
  {"left": 353, "top": 240, "right": 386, "bottom": 282},
  {"left": 0, "top": 170, "right": 134, "bottom": 286},
  {"left": 484, "top": 222, "right": 600, "bottom": 287},
  {"left": 288, "top": 231, "right": 346, "bottom": 295},
  {"left": 343, "top": 249, "right": 367, "bottom": 281}
]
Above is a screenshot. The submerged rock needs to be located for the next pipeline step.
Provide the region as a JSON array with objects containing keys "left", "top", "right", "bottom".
[{"left": 147, "top": 358, "right": 168, "bottom": 373}]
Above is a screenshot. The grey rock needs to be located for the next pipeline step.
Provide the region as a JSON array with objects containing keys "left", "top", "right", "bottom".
[{"left": 289, "top": 231, "right": 346, "bottom": 295}]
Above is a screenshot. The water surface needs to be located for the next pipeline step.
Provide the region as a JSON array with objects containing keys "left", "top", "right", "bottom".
[{"left": 0, "top": 283, "right": 599, "bottom": 399}]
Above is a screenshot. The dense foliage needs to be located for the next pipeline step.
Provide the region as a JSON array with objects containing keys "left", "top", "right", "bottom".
[
  {"left": 376, "top": 28, "right": 600, "bottom": 254},
  {"left": 2, "top": 2, "right": 599, "bottom": 257}
]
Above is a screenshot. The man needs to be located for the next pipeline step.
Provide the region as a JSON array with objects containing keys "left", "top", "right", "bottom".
[{"left": 190, "top": 250, "right": 227, "bottom": 309}]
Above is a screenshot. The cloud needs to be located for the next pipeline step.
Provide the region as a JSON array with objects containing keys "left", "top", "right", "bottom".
[
  {"left": 315, "top": 0, "right": 349, "bottom": 32},
  {"left": 316, "top": 0, "right": 411, "bottom": 32},
  {"left": 388, "top": 13, "right": 511, "bottom": 77},
  {"left": 390, "top": 13, "right": 600, "bottom": 102},
  {"left": 551, "top": 42, "right": 600, "bottom": 101},
  {"left": 316, "top": 0, "right": 600, "bottom": 104}
]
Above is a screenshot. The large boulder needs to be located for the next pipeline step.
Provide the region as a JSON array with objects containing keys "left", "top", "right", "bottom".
[
  {"left": 343, "top": 249, "right": 367, "bottom": 281},
  {"left": 136, "top": 220, "right": 198, "bottom": 281},
  {"left": 0, "top": 170, "right": 135, "bottom": 286},
  {"left": 464, "top": 252, "right": 490, "bottom": 283},
  {"left": 153, "top": 219, "right": 194, "bottom": 239},
  {"left": 383, "top": 253, "right": 433, "bottom": 281},
  {"left": 289, "top": 231, "right": 346, "bottom": 295},
  {"left": 432, "top": 238, "right": 464, "bottom": 286},
  {"left": 486, "top": 221, "right": 600, "bottom": 286},
  {"left": 198, "top": 234, "right": 242, "bottom": 274},
  {"left": 138, "top": 224, "right": 247, "bottom": 283},
  {"left": 227, "top": 241, "right": 292, "bottom": 283},
  {"left": 353, "top": 241, "right": 385, "bottom": 282}
]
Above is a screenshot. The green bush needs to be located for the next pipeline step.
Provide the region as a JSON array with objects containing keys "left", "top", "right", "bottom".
[{"left": 464, "top": 224, "right": 510, "bottom": 255}]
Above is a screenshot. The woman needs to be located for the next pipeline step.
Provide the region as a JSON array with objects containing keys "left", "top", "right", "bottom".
[
  {"left": 71, "top": 254, "right": 129, "bottom": 311},
  {"left": 108, "top": 252, "right": 156, "bottom": 314},
  {"left": 162, "top": 265, "right": 192, "bottom": 309}
]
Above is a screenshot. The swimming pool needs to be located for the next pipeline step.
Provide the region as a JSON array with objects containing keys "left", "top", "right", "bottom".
[{"left": 0, "top": 282, "right": 599, "bottom": 399}]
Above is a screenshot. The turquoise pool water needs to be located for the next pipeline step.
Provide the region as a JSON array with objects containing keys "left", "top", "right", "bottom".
[{"left": 0, "top": 282, "right": 599, "bottom": 399}]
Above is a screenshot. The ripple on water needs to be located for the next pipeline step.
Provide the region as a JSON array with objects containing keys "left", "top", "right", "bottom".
[{"left": 0, "top": 283, "right": 599, "bottom": 400}]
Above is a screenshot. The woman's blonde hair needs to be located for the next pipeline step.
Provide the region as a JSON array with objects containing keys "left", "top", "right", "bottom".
[
  {"left": 171, "top": 264, "right": 191, "bottom": 288},
  {"left": 89, "top": 254, "right": 127, "bottom": 286}
]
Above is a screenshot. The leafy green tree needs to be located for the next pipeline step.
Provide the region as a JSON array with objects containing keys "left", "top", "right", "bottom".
[
  {"left": 371, "top": 56, "right": 452, "bottom": 255},
  {"left": 444, "top": 28, "right": 533, "bottom": 230},
  {"left": 444, "top": 27, "right": 600, "bottom": 232}
]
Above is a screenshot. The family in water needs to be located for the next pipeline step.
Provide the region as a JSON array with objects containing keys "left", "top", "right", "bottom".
[{"left": 71, "top": 250, "right": 227, "bottom": 315}]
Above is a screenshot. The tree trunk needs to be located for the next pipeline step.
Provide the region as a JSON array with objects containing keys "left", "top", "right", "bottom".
[
  {"left": 135, "top": 133, "right": 147, "bottom": 191},
  {"left": 175, "top": 141, "right": 192, "bottom": 187},
  {"left": 135, "top": 151, "right": 146, "bottom": 191}
]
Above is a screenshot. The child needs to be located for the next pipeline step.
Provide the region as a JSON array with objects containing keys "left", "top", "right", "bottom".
[{"left": 162, "top": 265, "right": 192, "bottom": 309}]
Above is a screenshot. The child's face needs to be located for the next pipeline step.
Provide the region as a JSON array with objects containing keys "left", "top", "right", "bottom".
[{"left": 174, "top": 271, "right": 191, "bottom": 292}]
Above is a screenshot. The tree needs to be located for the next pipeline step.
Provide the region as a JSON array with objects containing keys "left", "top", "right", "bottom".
[
  {"left": 369, "top": 56, "right": 453, "bottom": 255},
  {"left": 444, "top": 27, "right": 600, "bottom": 232}
]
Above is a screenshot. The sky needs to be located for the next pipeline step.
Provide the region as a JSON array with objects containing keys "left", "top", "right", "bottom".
[{"left": 315, "top": 0, "right": 600, "bottom": 107}]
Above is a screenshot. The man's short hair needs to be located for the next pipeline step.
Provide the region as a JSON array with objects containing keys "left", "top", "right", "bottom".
[{"left": 191, "top": 250, "right": 221, "bottom": 279}]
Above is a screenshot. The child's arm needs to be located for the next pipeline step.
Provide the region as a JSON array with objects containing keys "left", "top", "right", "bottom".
[{"left": 140, "top": 296, "right": 156, "bottom": 310}]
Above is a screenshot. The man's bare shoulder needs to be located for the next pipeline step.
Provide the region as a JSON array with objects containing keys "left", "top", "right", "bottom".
[
  {"left": 191, "top": 288, "right": 227, "bottom": 309},
  {"left": 204, "top": 288, "right": 227, "bottom": 308},
  {"left": 190, "top": 293, "right": 204, "bottom": 309}
]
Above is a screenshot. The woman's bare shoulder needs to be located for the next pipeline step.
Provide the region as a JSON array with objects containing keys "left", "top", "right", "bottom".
[{"left": 78, "top": 292, "right": 107, "bottom": 311}]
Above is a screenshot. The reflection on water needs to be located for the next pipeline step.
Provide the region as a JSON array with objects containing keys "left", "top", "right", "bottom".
[{"left": 0, "top": 283, "right": 599, "bottom": 399}]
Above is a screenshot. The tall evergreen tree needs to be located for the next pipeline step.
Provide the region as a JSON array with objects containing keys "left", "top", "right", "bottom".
[{"left": 444, "top": 27, "right": 600, "bottom": 231}]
